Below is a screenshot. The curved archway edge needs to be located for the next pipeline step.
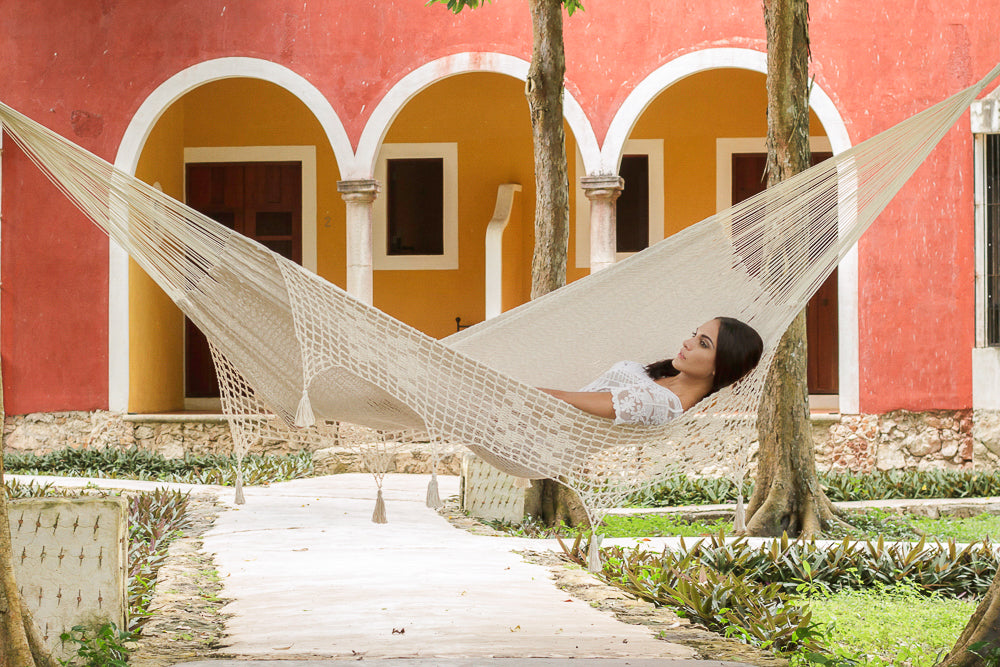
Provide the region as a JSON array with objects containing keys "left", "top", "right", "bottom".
[
  {"left": 353, "top": 52, "right": 600, "bottom": 179},
  {"left": 602, "top": 47, "right": 857, "bottom": 413}
]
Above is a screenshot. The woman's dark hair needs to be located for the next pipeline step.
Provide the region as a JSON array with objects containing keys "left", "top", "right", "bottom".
[{"left": 646, "top": 317, "right": 763, "bottom": 395}]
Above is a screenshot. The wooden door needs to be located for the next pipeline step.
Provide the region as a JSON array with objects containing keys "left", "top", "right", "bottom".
[
  {"left": 184, "top": 162, "right": 302, "bottom": 399},
  {"left": 731, "top": 151, "right": 838, "bottom": 395}
]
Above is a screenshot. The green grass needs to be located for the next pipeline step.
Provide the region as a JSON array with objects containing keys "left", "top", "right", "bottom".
[
  {"left": 599, "top": 513, "right": 733, "bottom": 538},
  {"left": 594, "top": 509, "right": 1000, "bottom": 544},
  {"left": 912, "top": 513, "right": 1000, "bottom": 543},
  {"left": 796, "top": 585, "right": 975, "bottom": 666}
]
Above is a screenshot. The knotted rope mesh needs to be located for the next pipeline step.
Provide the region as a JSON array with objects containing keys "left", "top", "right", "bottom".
[{"left": 1, "top": 64, "right": 997, "bottom": 530}]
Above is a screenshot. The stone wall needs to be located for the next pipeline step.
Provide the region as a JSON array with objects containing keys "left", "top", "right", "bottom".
[
  {"left": 5, "top": 408, "right": 1000, "bottom": 474},
  {"left": 811, "top": 409, "right": 999, "bottom": 472},
  {"left": 11, "top": 497, "right": 127, "bottom": 659},
  {"left": 2, "top": 412, "right": 458, "bottom": 475}
]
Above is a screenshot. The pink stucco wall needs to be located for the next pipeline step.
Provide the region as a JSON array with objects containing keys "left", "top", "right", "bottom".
[{"left": 0, "top": 0, "right": 997, "bottom": 414}]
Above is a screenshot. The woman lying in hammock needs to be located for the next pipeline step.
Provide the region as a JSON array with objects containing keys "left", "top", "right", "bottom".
[{"left": 540, "top": 317, "right": 762, "bottom": 426}]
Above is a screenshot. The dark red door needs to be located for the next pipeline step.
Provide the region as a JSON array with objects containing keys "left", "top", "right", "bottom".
[
  {"left": 184, "top": 162, "right": 302, "bottom": 399},
  {"left": 731, "top": 151, "right": 838, "bottom": 395}
]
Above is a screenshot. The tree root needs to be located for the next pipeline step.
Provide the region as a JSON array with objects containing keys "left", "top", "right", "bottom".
[{"left": 22, "top": 600, "right": 58, "bottom": 667}]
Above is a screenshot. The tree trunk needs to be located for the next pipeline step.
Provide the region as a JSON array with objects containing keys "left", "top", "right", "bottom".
[
  {"left": 941, "top": 569, "right": 1000, "bottom": 666},
  {"left": 743, "top": 0, "right": 841, "bottom": 538},
  {"left": 0, "top": 456, "right": 34, "bottom": 667},
  {"left": 526, "top": 0, "right": 570, "bottom": 300},
  {"left": 523, "top": 0, "right": 587, "bottom": 526},
  {"left": 0, "top": 355, "right": 55, "bottom": 667}
]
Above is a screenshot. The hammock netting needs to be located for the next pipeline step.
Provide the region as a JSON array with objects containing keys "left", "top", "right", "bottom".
[{"left": 1, "top": 65, "right": 998, "bottom": 541}]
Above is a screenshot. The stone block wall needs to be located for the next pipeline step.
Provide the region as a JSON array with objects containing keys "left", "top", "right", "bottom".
[
  {"left": 10, "top": 497, "right": 127, "bottom": 659},
  {"left": 810, "top": 409, "right": 995, "bottom": 473},
  {"left": 4, "top": 408, "right": 1000, "bottom": 474}
]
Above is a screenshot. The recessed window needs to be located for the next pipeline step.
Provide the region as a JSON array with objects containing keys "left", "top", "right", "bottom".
[
  {"left": 374, "top": 143, "right": 458, "bottom": 270},
  {"left": 616, "top": 155, "right": 650, "bottom": 253},
  {"left": 986, "top": 134, "right": 1000, "bottom": 346},
  {"left": 387, "top": 158, "right": 444, "bottom": 256},
  {"left": 574, "top": 139, "right": 664, "bottom": 268}
]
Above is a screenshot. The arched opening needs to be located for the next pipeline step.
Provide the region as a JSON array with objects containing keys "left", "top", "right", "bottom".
[
  {"left": 370, "top": 71, "right": 584, "bottom": 338},
  {"left": 130, "top": 77, "right": 342, "bottom": 412},
  {"left": 620, "top": 67, "right": 839, "bottom": 408}
]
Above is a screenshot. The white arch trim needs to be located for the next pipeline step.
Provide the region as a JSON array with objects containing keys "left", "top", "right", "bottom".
[
  {"left": 353, "top": 52, "right": 601, "bottom": 179},
  {"left": 109, "top": 57, "right": 354, "bottom": 412},
  {"left": 601, "top": 47, "right": 860, "bottom": 413}
]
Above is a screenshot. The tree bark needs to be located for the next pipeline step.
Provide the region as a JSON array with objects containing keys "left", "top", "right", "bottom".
[
  {"left": 522, "top": 0, "right": 587, "bottom": 526},
  {"left": 941, "top": 569, "right": 1000, "bottom": 666},
  {"left": 526, "top": 0, "right": 570, "bottom": 300},
  {"left": 744, "top": 0, "right": 842, "bottom": 538},
  {"left": 0, "top": 353, "right": 55, "bottom": 667}
]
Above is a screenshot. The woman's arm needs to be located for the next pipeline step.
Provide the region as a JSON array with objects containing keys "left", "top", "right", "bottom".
[{"left": 538, "top": 388, "right": 616, "bottom": 419}]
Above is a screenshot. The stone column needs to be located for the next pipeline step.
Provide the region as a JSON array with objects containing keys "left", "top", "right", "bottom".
[
  {"left": 337, "top": 179, "right": 380, "bottom": 304},
  {"left": 580, "top": 175, "right": 624, "bottom": 273}
]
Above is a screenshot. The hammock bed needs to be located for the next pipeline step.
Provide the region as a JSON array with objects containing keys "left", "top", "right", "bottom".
[{"left": 1, "top": 65, "right": 998, "bottom": 566}]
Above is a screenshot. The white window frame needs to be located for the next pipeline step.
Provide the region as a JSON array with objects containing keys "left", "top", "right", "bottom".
[
  {"left": 374, "top": 143, "right": 458, "bottom": 270},
  {"left": 575, "top": 139, "right": 665, "bottom": 268},
  {"left": 972, "top": 95, "right": 1000, "bottom": 409}
]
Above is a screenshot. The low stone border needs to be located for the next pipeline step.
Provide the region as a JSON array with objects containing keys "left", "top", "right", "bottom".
[
  {"left": 129, "top": 494, "right": 229, "bottom": 667},
  {"left": 7, "top": 408, "right": 1000, "bottom": 474},
  {"left": 606, "top": 496, "right": 1000, "bottom": 521}
]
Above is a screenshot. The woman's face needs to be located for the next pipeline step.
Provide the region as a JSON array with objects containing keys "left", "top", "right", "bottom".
[{"left": 674, "top": 319, "right": 720, "bottom": 380}]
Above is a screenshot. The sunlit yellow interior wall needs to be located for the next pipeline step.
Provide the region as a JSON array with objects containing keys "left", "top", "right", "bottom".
[
  {"left": 629, "top": 68, "right": 825, "bottom": 237},
  {"left": 131, "top": 103, "right": 186, "bottom": 412},
  {"left": 130, "top": 78, "right": 342, "bottom": 412},
  {"left": 376, "top": 72, "right": 580, "bottom": 338}
]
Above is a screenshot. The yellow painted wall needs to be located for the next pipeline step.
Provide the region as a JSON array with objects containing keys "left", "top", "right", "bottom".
[
  {"left": 630, "top": 68, "right": 825, "bottom": 237},
  {"left": 132, "top": 103, "right": 186, "bottom": 412},
  {"left": 375, "top": 73, "right": 580, "bottom": 339},
  {"left": 130, "top": 78, "right": 343, "bottom": 412}
]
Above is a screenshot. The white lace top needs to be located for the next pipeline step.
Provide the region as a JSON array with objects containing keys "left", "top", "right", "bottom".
[{"left": 579, "top": 360, "right": 684, "bottom": 426}]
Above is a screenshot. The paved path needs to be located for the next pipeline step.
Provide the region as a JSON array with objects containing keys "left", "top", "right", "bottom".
[{"left": 196, "top": 473, "right": 698, "bottom": 661}]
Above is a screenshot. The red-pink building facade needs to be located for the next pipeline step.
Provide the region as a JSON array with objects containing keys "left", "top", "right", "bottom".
[{"left": 1, "top": 0, "right": 998, "bottom": 417}]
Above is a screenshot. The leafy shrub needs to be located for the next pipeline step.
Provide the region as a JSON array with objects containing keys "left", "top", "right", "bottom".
[
  {"left": 600, "top": 543, "right": 822, "bottom": 654},
  {"left": 4, "top": 478, "right": 80, "bottom": 498},
  {"left": 5, "top": 447, "right": 313, "bottom": 486},
  {"left": 127, "top": 488, "right": 190, "bottom": 629},
  {"left": 596, "top": 533, "right": 997, "bottom": 659},
  {"left": 612, "top": 532, "right": 998, "bottom": 599},
  {"left": 821, "top": 469, "right": 1000, "bottom": 502},
  {"left": 632, "top": 469, "right": 1000, "bottom": 507},
  {"left": 60, "top": 622, "right": 136, "bottom": 667}
]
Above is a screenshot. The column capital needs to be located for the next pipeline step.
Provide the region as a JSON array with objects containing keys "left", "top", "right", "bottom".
[
  {"left": 579, "top": 175, "right": 624, "bottom": 202},
  {"left": 337, "top": 179, "right": 381, "bottom": 203}
]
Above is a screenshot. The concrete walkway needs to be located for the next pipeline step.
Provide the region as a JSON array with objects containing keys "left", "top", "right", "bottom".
[{"left": 195, "top": 473, "right": 705, "bottom": 662}]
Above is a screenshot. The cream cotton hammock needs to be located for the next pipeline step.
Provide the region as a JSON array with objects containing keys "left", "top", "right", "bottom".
[{"left": 1, "top": 65, "right": 998, "bottom": 558}]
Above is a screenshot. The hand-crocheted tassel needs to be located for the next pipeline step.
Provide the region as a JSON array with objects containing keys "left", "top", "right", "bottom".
[
  {"left": 513, "top": 476, "right": 532, "bottom": 489},
  {"left": 372, "top": 488, "right": 388, "bottom": 524},
  {"left": 234, "top": 464, "right": 246, "bottom": 505},
  {"left": 425, "top": 472, "right": 442, "bottom": 508},
  {"left": 733, "top": 492, "right": 746, "bottom": 533},
  {"left": 587, "top": 532, "right": 604, "bottom": 573},
  {"left": 294, "top": 388, "right": 316, "bottom": 428}
]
